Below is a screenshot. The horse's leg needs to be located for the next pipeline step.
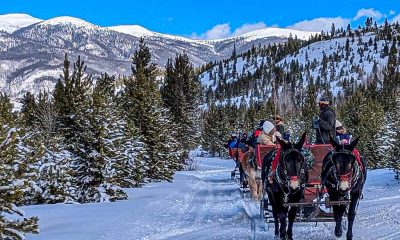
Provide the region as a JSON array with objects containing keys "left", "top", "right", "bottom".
[
  {"left": 247, "top": 174, "right": 257, "bottom": 200},
  {"left": 268, "top": 191, "right": 280, "bottom": 237},
  {"left": 287, "top": 206, "right": 297, "bottom": 240},
  {"left": 333, "top": 204, "right": 346, "bottom": 237},
  {"left": 273, "top": 210, "right": 280, "bottom": 237},
  {"left": 257, "top": 179, "right": 263, "bottom": 201},
  {"left": 278, "top": 208, "right": 288, "bottom": 240},
  {"left": 346, "top": 191, "right": 360, "bottom": 240}
]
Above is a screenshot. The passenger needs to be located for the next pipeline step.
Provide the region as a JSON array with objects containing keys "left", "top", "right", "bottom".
[
  {"left": 246, "top": 120, "right": 265, "bottom": 148},
  {"left": 335, "top": 120, "right": 351, "bottom": 144},
  {"left": 314, "top": 97, "right": 336, "bottom": 144},
  {"left": 274, "top": 115, "right": 285, "bottom": 138},
  {"left": 225, "top": 134, "right": 238, "bottom": 149},
  {"left": 257, "top": 121, "right": 277, "bottom": 145}
]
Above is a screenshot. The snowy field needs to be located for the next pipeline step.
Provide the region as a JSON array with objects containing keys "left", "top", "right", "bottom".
[{"left": 24, "top": 157, "right": 399, "bottom": 240}]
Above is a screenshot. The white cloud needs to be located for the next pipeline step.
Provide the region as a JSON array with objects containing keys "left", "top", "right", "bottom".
[
  {"left": 232, "top": 22, "right": 267, "bottom": 36},
  {"left": 191, "top": 22, "right": 268, "bottom": 40},
  {"left": 353, "top": 8, "right": 383, "bottom": 20},
  {"left": 389, "top": 10, "right": 396, "bottom": 16},
  {"left": 287, "top": 17, "right": 351, "bottom": 32},
  {"left": 190, "top": 23, "right": 231, "bottom": 40},
  {"left": 390, "top": 13, "right": 400, "bottom": 23}
]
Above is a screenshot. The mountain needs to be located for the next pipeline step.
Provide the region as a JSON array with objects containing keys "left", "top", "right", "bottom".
[
  {"left": 0, "top": 14, "right": 316, "bottom": 100},
  {"left": 0, "top": 13, "right": 42, "bottom": 33},
  {"left": 199, "top": 24, "right": 400, "bottom": 110}
]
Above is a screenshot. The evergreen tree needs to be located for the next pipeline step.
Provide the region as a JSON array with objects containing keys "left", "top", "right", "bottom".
[
  {"left": 161, "top": 53, "right": 201, "bottom": 161},
  {"left": 124, "top": 38, "right": 180, "bottom": 181},
  {"left": 0, "top": 93, "right": 39, "bottom": 239},
  {"left": 202, "top": 104, "right": 231, "bottom": 156},
  {"left": 54, "top": 55, "right": 122, "bottom": 203},
  {"left": 33, "top": 91, "right": 74, "bottom": 203},
  {"left": 302, "top": 80, "right": 319, "bottom": 141},
  {"left": 382, "top": 40, "right": 399, "bottom": 109},
  {"left": 339, "top": 90, "right": 385, "bottom": 168}
]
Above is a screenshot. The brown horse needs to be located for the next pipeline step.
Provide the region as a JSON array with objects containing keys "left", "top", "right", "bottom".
[{"left": 241, "top": 147, "right": 263, "bottom": 201}]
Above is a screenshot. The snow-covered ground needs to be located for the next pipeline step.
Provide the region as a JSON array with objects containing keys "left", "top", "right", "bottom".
[{"left": 24, "top": 157, "right": 399, "bottom": 240}]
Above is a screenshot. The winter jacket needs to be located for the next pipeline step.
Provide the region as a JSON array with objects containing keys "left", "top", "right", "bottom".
[
  {"left": 275, "top": 123, "right": 285, "bottom": 137},
  {"left": 316, "top": 106, "right": 336, "bottom": 144},
  {"left": 225, "top": 138, "right": 238, "bottom": 149},
  {"left": 337, "top": 133, "right": 350, "bottom": 144},
  {"left": 257, "top": 131, "right": 274, "bottom": 145}
]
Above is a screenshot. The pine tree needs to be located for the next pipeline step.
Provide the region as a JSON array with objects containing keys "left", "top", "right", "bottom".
[
  {"left": 33, "top": 91, "right": 73, "bottom": 203},
  {"left": 161, "top": 53, "right": 201, "bottom": 161},
  {"left": 0, "top": 93, "right": 39, "bottom": 240},
  {"left": 20, "top": 92, "right": 36, "bottom": 127},
  {"left": 302, "top": 79, "right": 319, "bottom": 141},
  {"left": 54, "top": 55, "right": 123, "bottom": 203},
  {"left": 124, "top": 38, "right": 181, "bottom": 181},
  {"left": 382, "top": 39, "right": 399, "bottom": 109},
  {"left": 339, "top": 90, "right": 385, "bottom": 168},
  {"left": 202, "top": 104, "right": 230, "bottom": 156}
]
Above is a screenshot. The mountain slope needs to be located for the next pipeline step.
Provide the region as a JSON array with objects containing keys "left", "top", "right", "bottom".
[
  {"left": 0, "top": 14, "right": 42, "bottom": 33},
  {"left": 199, "top": 27, "right": 400, "bottom": 108},
  {"left": 0, "top": 14, "right": 316, "bottom": 100}
]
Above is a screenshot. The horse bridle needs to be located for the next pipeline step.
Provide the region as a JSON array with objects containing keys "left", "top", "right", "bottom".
[
  {"left": 276, "top": 148, "right": 307, "bottom": 198},
  {"left": 328, "top": 149, "right": 357, "bottom": 193}
]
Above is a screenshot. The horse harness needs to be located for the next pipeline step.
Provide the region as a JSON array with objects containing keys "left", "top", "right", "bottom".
[
  {"left": 272, "top": 147, "right": 307, "bottom": 203},
  {"left": 324, "top": 148, "right": 364, "bottom": 195}
]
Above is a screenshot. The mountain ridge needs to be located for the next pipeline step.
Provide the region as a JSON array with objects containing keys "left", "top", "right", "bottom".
[{"left": 0, "top": 13, "right": 317, "bottom": 101}]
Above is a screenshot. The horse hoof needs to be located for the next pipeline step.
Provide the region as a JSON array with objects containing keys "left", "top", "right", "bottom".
[
  {"left": 346, "top": 233, "right": 353, "bottom": 240},
  {"left": 334, "top": 226, "right": 342, "bottom": 237}
]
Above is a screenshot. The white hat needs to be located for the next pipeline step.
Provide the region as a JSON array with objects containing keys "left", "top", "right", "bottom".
[
  {"left": 262, "top": 121, "right": 275, "bottom": 134},
  {"left": 335, "top": 120, "right": 343, "bottom": 128}
]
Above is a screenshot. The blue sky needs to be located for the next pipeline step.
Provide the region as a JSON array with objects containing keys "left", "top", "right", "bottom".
[{"left": 1, "top": 0, "right": 399, "bottom": 39}]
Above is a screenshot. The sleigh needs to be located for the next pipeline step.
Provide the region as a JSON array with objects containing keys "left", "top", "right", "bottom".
[{"left": 261, "top": 144, "right": 351, "bottom": 225}]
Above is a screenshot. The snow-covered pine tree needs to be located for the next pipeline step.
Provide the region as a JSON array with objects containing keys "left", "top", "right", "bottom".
[
  {"left": 16, "top": 92, "right": 43, "bottom": 205},
  {"left": 124, "top": 38, "right": 180, "bottom": 181},
  {"left": 0, "top": 93, "right": 39, "bottom": 240},
  {"left": 161, "top": 53, "right": 201, "bottom": 161},
  {"left": 33, "top": 91, "right": 74, "bottom": 203},
  {"left": 54, "top": 55, "right": 121, "bottom": 203}
]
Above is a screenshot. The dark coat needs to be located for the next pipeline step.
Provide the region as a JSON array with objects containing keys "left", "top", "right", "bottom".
[
  {"left": 275, "top": 124, "right": 285, "bottom": 137},
  {"left": 316, "top": 106, "right": 336, "bottom": 144}
]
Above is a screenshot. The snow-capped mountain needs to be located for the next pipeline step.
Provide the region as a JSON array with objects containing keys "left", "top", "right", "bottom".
[
  {"left": 0, "top": 13, "right": 316, "bottom": 100},
  {"left": 0, "top": 14, "right": 42, "bottom": 33},
  {"left": 199, "top": 26, "right": 400, "bottom": 107}
]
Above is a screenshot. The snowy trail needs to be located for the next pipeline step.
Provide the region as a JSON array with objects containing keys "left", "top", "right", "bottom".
[{"left": 24, "top": 157, "right": 399, "bottom": 240}]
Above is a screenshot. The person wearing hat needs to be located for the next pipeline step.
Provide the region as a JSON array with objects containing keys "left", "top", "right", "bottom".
[
  {"left": 257, "top": 121, "right": 278, "bottom": 145},
  {"left": 315, "top": 97, "right": 336, "bottom": 144},
  {"left": 225, "top": 133, "right": 239, "bottom": 149},
  {"left": 274, "top": 115, "right": 285, "bottom": 138},
  {"left": 335, "top": 120, "right": 350, "bottom": 144}
]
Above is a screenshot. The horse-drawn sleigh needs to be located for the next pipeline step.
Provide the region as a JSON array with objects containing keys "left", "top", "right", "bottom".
[{"left": 229, "top": 134, "right": 366, "bottom": 240}]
